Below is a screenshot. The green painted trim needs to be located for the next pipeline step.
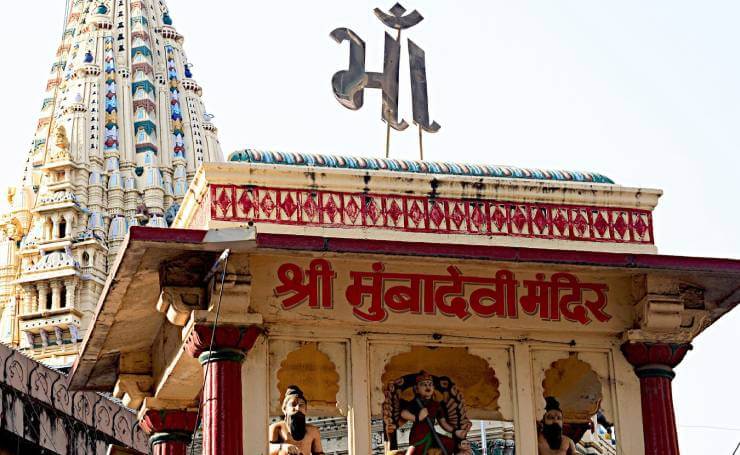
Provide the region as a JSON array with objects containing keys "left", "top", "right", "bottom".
[
  {"left": 149, "top": 431, "right": 192, "bottom": 447},
  {"left": 635, "top": 367, "right": 676, "bottom": 380},
  {"left": 198, "top": 349, "right": 246, "bottom": 365}
]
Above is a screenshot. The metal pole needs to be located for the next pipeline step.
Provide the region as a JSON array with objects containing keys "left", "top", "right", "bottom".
[
  {"left": 480, "top": 420, "right": 487, "bottom": 455},
  {"left": 418, "top": 124, "right": 424, "bottom": 160},
  {"left": 414, "top": 397, "right": 449, "bottom": 455},
  {"left": 385, "top": 27, "right": 403, "bottom": 159}
]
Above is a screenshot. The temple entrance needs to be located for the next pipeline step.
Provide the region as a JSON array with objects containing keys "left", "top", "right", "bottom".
[{"left": 263, "top": 338, "right": 620, "bottom": 454}]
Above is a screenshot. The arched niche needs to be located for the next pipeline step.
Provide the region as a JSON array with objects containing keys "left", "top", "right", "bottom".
[
  {"left": 272, "top": 341, "right": 343, "bottom": 417},
  {"left": 538, "top": 352, "right": 609, "bottom": 444},
  {"left": 381, "top": 345, "right": 501, "bottom": 420},
  {"left": 542, "top": 353, "right": 602, "bottom": 422}
]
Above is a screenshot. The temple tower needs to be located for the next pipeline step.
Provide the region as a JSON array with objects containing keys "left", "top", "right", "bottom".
[{"left": 0, "top": 0, "right": 223, "bottom": 367}]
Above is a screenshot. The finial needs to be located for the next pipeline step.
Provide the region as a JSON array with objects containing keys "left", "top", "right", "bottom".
[{"left": 373, "top": 3, "right": 424, "bottom": 30}]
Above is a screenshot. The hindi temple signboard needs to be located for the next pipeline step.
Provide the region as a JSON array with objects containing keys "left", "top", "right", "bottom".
[{"left": 253, "top": 254, "right": 633, "bottom": 333}]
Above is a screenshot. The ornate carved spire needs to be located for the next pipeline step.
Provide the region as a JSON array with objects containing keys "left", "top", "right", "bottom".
[{"left": 0, "top": 0, "right": 223, "bottom": 366}]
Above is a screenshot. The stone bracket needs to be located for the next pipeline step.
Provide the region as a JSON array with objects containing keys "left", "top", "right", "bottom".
[
  {"left": 156, "top": 286, "right": 206, "bottom": 326},
  {"left": 632, "top": 275, "right": 710, "bottom": 342},
  {"left": 113, "top": 374, "right": 154, "bottom": 410}
]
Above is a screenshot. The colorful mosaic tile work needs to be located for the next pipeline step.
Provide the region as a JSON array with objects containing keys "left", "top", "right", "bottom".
[
  {"left": 210, "top": 184, "right": 653, "bottom": 244},
  {"left": 228, "top": 149, "right": 615, "bottom": 184}
]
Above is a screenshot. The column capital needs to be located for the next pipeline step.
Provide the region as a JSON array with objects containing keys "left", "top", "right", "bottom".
[
  {"left": 139, "top": 409, "right": 197, "bottom": 448},
  {"left": 183, "top": 323, "right": 262, "bottom": 360},
  {"left": 621, "top": 341, "right": 692, "bottom": 379}
]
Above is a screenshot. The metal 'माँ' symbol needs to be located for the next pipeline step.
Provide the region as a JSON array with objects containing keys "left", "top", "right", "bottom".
[{"left": 331, "top": 3, "right": 440, "bottom": 159}]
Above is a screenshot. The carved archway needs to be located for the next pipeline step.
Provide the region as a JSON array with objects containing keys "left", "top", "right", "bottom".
[
  {"left": 542, "top": 353, "right": 603, "bottom": 442},
  {"left": 381, "top": 346, "right": 500, "bottom": 419},
  {"left": 276, "top": 342, "right": 340, "bottom": 415}
]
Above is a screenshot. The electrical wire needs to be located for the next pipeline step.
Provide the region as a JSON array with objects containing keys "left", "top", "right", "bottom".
[
  {"left": 188, "top": 250, "right": 230, "bottom": 455},
  {"left": 679, "top": 425, "right": 740, "bottom": 432}
]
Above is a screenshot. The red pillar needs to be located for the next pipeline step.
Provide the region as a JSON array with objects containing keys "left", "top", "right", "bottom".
[
  {"left": 185, "top": 324, "right": 262, "bottom": 455},
  {"left": 139, "top": 409, "right": 197, "bottom": 455},
  {"left": 621, "top": 341, "right": 692, "bottom": 455}
]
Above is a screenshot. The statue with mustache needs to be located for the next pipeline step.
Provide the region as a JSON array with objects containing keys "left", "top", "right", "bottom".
[
  {"left": 537, "top": 397, "right": 576, "bottom": 455},
  {"left": 269, "top": 385, "right": 325, "bottom": 455}
]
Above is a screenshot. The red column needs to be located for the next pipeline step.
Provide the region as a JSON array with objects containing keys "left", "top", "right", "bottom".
[
  {"left": 139, "top": 409, "right": 197, "bottom": 455},
  {"left": 621, "top": 341, "right": 692, "bottom": 455},
  {"left": 185, "top": 324, "right": 262, "bottom": 455}
]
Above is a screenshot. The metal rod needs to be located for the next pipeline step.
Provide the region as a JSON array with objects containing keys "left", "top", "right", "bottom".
[
  {"left": 418, "top": 124, "right": 424, "bottom": 160},
  {"left": 203, "top": 248, "right": 230, "bottom": 283},
  {"left": 385, "top": 27, "right": 403, "bottom": 159},
  {"left": 414, "top": 397, "right": 449, "bottom": 455},
  {"left": 385, "top": 124, "right": 391, "bottom": 158},
  {"left": 480, "top": 420, "right": 487, "bottom": 455}
]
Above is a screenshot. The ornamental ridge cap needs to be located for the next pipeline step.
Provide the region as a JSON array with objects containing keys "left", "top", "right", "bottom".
[{"left": 228, "top": 149, "right": 615, "bottom": 185}]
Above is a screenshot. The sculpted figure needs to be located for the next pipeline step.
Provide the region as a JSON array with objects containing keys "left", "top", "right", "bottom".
[
  {"left": 55, "top": 126, "right": 70, "bottom": 151},
  {"left": 538, "top": 397, "right": 576, "bottom": 455},
  {"left": 269, "top": 385, "right": 325, "bottom": 455},
  {"left": 400, "top": 371, "right": 470, "bottom": 455},
  {"left": 454, "top": 439, "right": 473, "bottom": 455}
]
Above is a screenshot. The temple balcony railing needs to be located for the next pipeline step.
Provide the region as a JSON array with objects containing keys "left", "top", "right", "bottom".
[
  {"left": 20, "top": 338, "right": 81, "bottom": 364},
  {"left": 17, "top": 251, "right": 78, "bottom": 278},
  {"left": 36, "top": 238, "right": 73, "bottom": 253},
  {"left": 19, "top": 307, "right": 81, "bottom": 331}
]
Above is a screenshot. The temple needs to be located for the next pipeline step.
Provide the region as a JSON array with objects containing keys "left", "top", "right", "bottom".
[
  {"left": 0, "top": 0, "right": 223, "bottom": 368},
  {"left": 67, "top": 151, "right": 740, "bottom": 455},
  {"left": 1, "top": 2, "right": 739, "bottom": 455}
]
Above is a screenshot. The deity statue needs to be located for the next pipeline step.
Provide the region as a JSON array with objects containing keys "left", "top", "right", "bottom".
[
  {"left": 383, "top": 371, "right": 471, "bottom": 455},
  {"left": 269, "top": 385, "right": 325, "bottom": 455},
  {"left": 538, "top": 397, "right": 576, "bottom": 455}
]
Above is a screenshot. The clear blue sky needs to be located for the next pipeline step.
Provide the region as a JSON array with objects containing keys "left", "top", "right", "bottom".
[{"left": 0, "top": 1, "right": 738, "bottom": 453}]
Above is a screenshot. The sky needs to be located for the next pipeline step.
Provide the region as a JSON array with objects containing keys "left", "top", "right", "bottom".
[{"left": 1, "top": 1, "right": 739, "bottom": 453}]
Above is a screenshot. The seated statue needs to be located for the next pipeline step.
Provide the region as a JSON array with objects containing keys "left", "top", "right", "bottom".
[
  {"left": 269, "top": 385, "right": 325, "bottom": 455},
  {"left": 399, "top": 371, "right": 471, "bottom": 455},
  {"left": 538, "top": 397, "right": 576, "bottom": 455}
]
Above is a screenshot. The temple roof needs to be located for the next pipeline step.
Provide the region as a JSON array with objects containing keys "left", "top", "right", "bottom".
[{"left": 228, "top": 149, "right": 615, "bottom": 184}]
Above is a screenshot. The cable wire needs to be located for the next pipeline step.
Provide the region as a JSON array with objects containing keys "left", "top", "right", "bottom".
[
  {"left": 188, "top": 250, "right": 230, "bottom": 455},
  {"left": 679, "top": 425, "right": 740, "bottom": 432}
]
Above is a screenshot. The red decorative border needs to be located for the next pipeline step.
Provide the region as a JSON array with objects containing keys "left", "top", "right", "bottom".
[{"left": 209, "top": 184, "right": 654, "bottom": 245}]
